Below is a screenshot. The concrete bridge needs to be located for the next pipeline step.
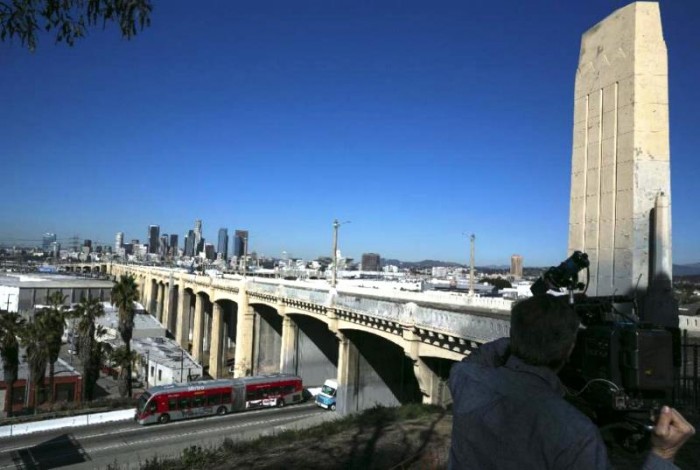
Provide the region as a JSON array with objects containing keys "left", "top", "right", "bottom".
[{"left": 105, "top": 263, "right": 512, "bottom": 413}]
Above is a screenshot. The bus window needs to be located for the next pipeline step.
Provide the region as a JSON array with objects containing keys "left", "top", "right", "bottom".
[
  {"left": 168, "top": 400, "right": 177, "bottom": 410},
  {"left": 193, "top": 397, "right": 204, "bottom": 408},
  {"left": 148, "top": 402, "right": 157, "bottom": 413},
  {"left": 269, "top": 387, "right": 280, "bottom": 396},
  {"left": 207, "top": 394, "right": 220, "bottom": 406},
  {"left": 283, "top": 385, "right": 294, "bottom": 394},
  {"left": 222, "top": 393, "right": 231, "bottom": 404},
  {"left": 179, "top": 398, "right": 190, "bottom": 409},
  {"left": 246, "top": 389, "right": 261, "bottom": 401}
]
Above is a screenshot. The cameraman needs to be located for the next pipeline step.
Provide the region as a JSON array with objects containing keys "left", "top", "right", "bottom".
[{"left": 448, "top": 295, "right": 695, "bottom": 469}]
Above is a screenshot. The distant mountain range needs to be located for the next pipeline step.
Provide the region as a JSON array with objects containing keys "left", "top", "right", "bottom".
[
  {"left": 381, "top": 259, "right": 700, "bottom": 277},
  {"left": 674, "top": 263, "right": 700, "bottom": 277}
]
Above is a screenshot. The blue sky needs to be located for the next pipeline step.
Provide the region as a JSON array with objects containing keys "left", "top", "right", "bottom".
[{"left": 1, "top": 1, "right": 698, "bottom": 266}]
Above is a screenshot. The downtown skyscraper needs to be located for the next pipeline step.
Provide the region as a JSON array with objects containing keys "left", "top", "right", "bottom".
[
  {"left": 148, "top": 225, "right": 160, "bottom": 254},
  {"left": 217, "top": 228, "right": 229, "bottom": 260},
  {"left": 234, "top": 230, "right": 248, "bottom": 258}
]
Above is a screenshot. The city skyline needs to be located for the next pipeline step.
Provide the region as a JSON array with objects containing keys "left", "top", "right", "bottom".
[{"left": 2, "top": 1, "right": 699, "bottom": 266}]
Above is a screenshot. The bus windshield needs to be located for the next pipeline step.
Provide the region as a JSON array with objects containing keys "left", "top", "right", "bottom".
[{"left": 137, "top": 392, "right": 151, "bottom": 413}]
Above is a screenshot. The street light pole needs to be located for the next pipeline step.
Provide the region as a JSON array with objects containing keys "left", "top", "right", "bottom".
[
  {"left": 469, "top": 234, "right": 476, "bottom": 296},
  {"left": 242, "top": 236, "right": 248, "bottom": 277},
  {"left": 331, "top": 219, "right": 350, "bottom": 288}
]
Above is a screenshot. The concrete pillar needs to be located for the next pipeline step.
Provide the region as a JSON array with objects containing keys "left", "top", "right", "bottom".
[
  {"left": 233, "top": 289, "right": 254, "bottom": 378},
  {"left": 147, "top": 280, "right": 156, "bottom": 314},
  {"left": 192, "top": 293, "right": 205, "bottom": 363},
  {"left": 162, "top": 284, "right": 174, "bottom": 330},
  {"left": 156, "top": 284, "right": 165, "bottom": 321},
  {"left": 400, "top": 320, "right": 443, "bottom": 405},
  {"left": 139, "top": 277, "right": 146, "bottom": 305},
  {"left": 209, "top": 302, "right": 225, "bottom": 379},
  {"left": 176, "top": 289, "right": 189, "bottom": 349},
  {"left": 279, "top": 315, "right": 298, "bottom": 374},
  {"left": 568, "top": 2, "right": 671, "bottom": 296},
  {"left": 335, "top": 332, "right": 359, "bottom": 415},
  {"left": 413, "top": 358, "right": 443, "bottom": 405},
  {"left": 203, "top": 306, "right": 211, "bottom": 353}
]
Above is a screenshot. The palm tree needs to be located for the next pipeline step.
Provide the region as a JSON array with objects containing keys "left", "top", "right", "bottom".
[
  {"left": 22, "top": 315, "right": 52, "bottom": 412},
  {"left": 110, "top": 346, "right": 139, "bottom": 398},
  {"left": 40, "top": 292, "right": 69, "bottom": 404},
  {"left": 111, "top": 275, "right": 139, "bottom": 397},
  {"left": 0, "top": 311, "right": 25, "bottom": 417},
  {"left": 72, "top": 297, "right": 105, "bottom": 401}
]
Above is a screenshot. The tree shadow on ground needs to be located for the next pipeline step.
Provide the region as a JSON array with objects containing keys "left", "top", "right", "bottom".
[
  {"left": 339, "top": 406, "right": 448, "bottom": 470},
  {"left": 11, "top": 433, "right": 90, "bottom": 469}
]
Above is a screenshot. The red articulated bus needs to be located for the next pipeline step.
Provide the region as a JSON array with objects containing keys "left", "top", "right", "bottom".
[{"left": 135, "top": 373, "right": 304, "bottom": 425}]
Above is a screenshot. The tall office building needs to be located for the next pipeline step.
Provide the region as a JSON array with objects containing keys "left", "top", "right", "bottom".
[
  {"left": 49, "top": 241, "right": 61, "bottom": 258},
  {"left": 204, "top": 243, "right": 216, "bottom": 261},
  {"left": 510, "top": 254, "right": 523, "bottom": 278},
  {"left": 148, "top": 225, "right": 160, "bottom": 254},
  {"left": 361, "top": 253, "right": 381, "bottom": 272},
  {"left": 83, "top": 239, "right": 92, "bottom": 251},
  {"left": 159, "top": 235, "right": 169, "bottom": 256},
  {"left": 42, "top": 233, "right": 56, "bottom": 253},
  {"left": 184, "top": 230, "right": 195, "bottom": 257},
  {"left": 115, "top": 232, "right": 124, "bottom": 252},
  {"left": 194, "top": 219, "right": 202, "bottom": 249},
  {"left": 234, "top": 230, "right": 248, "bottom": 258},
  {"left": 169, "top": 234, "right": 179, "bottom": 256},
  {"left": 217, "top": 228, "right": 229, "bottom": 260}
]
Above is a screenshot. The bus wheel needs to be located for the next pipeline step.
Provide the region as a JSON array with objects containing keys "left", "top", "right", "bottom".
[
  {"left": 277, "top": 399, "right": 285, "bottom": 408},
  {"left": 216, "top": 406, "right": 227, "bottom": 416},
  {"left": 159, "top": 414, "right": 170, "bottom": 424},
  {"left": 330, "top": 404, "right": 336, "bottom": 412}
]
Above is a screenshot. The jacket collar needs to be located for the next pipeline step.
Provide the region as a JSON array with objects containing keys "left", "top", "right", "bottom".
[{"left": 504, "top": 354, "right": 566, "bottom": 396}]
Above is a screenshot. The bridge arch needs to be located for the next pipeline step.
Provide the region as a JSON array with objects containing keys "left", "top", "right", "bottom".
[{"left": 337, "top": 328, "right": 422, "bottom": 413}]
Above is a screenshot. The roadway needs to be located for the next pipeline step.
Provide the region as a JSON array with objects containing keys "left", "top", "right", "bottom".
[{"left": 0, "top": 403, "right": 328, "bottom": 469}]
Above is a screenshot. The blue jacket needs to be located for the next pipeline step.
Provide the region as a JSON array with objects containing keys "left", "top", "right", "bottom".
[{"left": 448, "top": 338, "right": 676, "bottom": 470}]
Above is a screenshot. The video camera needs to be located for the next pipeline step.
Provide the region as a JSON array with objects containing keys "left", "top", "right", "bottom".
[{"left": 531, "top": 252, "right": 679, "bottom": 434}]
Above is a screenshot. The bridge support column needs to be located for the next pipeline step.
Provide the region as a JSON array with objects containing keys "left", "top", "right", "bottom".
[
  {"left": 138, "top": 278, "right": 144, "bottom": 305},
  {"left": 156, "top": 284, "right": 165, "bottom": 321},
  {"left": 336, "top": 332, "right": 359, "bottom": 415},
  {"left": 233, "top": 289, "right": 254, "bottom": 378},
  {"left": 402, "top": 322, "right": 443, "bottom": 405},
  {"left": 209, "top": 303, "right": 224, "bottom": 378},
  {"left": 146, "top": 280, "right": 155, "bottom": 314},
  {"left": 192, "top": 294, "right": 205, "bottom": 363},
  {"left": 412, "top": 358, "right": 444, "bottom": 405},
  {"left": 176, "top": 289, "right": 189, "bottom": 349},
  {"left": 280, "top": 315, "right": 298, "bottom": 374},
  {"left": 162, "top": 285, "right": 173, "bottom": 330}
]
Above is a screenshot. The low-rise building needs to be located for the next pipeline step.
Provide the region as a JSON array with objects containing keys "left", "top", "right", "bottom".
[
  {"left": 131, "top": 337, "right": 202, "bottom": 388},
  {"left": 0, "top": 354, "right": 81, "bottom": 416}
]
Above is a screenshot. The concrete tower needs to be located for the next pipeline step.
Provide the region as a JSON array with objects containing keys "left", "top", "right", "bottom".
[{"left": 568, "top": 2, "right": 671, "bottom": 306}]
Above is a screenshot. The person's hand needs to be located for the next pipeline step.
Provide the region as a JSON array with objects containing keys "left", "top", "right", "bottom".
[{"left": 650, "top": 406, "right": 695, "bottom": 461}]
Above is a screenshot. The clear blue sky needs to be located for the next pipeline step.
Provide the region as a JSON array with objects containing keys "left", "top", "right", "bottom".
[{"left": 1, "top": 1, "right": 698, "bottom": 266}]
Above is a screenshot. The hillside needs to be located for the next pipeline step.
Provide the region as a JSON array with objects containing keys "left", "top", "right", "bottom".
[{"left": 134, "top": 405, "right": 700, "bottom": 470}]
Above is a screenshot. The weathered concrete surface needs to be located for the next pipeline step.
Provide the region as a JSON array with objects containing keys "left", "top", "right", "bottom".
[{"left": 568, "top": 2, "right": 671, "bottom": 297}]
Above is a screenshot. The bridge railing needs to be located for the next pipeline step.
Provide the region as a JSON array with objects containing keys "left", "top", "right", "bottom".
[
  {"left": 116, "top": 266, "right": 512, "bottom": 343},
  {"left": 247, "top": 279, "right": 511, "bottom": 342}
]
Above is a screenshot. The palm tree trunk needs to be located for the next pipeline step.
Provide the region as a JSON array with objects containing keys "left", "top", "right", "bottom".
[
  {"left": 49, "top": 361, "right": 55, "bottom": 404},
  {"left": 126, "top": 343, "right": 133, "bottom": 398},
  {"left": 5, "top": 380, "right": 14, "bottom": 417}
]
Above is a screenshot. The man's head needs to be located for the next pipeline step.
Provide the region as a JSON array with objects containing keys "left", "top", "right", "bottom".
[{"left": 510, "top": 294, "right": 580, "bottom": 371}]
